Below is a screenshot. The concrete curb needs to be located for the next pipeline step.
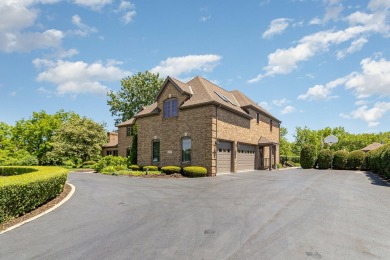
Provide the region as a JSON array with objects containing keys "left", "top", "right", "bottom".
[{"left": 0, "top": 182, "right": 76, "bottom": 235}]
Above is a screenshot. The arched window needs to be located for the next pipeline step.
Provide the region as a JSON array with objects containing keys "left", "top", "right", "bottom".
[
  {"left": 164, "top": 98, "right": 178, "bottom": 118},
  {"left": 182, "top": 137, "right": 191, "bottom": 162}
]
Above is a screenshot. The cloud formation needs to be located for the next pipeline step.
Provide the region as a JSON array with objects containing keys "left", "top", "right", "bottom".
[
  {"left": 117, "top": 1, "right": 136, "bottom": 24},
  {"left": 33, "top": 58, "right": 131, "bottom": 95},
  {"left": 151, "top": 54, "right": 222, "bottom": 78},
  {"left": 71, "top": 15, "right": 97, "bottom": 37},
  {"left": 0, "top": 1, "right": 64, "bottom": 52},
  {"left": 249, "top": 0, "right": 389, "bottom": 83},
  {"left": 281, "top": 105, "right": 296, "bottom": 115},
  {"left": 340, "top": 102, "right": 390, "bottom": 127},
  {"left": 262, "top": 18, "right": 291, "bottom": 39}
]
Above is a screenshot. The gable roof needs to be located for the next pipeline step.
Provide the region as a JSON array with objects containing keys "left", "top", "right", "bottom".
[
  {"left": 155, "top": 76, "right": 191, "bottom": 101},
  {"left": 361, "top": 142, "right": 383, "bottom": 152},
  {"left": 102, "top": 132, "right": 118, "bottom": 148},
  {"left": 134, "top": 75, "right": 280, "bottom": 122}
]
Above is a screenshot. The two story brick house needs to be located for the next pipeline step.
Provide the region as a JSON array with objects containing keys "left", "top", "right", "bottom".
[{"left": 102, "top": 76, "right": 281, "bottom": 176}]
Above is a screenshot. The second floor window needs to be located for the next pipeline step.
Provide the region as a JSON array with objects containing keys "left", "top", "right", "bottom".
[
  {"left": 164, "top": 98, "right": 178, "bottom": 118},
  {"left": 126, "top": 126, "right": 133, "bottom": 136}
]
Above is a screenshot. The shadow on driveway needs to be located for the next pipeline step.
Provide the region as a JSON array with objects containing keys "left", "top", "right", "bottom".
[{"left": 364, "top": 171, "right": 390, "bottom": 187}]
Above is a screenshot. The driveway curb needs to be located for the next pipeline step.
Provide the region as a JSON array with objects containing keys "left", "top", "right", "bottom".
[{"left": 0, "top": 182, "right": 75, "bottom": 235}]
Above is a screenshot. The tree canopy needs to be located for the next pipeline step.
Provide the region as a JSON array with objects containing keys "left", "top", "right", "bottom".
[{"left": 107, "top": 71, "right": 164, "bottom": 126}]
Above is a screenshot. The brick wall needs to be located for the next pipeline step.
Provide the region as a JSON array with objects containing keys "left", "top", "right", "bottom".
[{"left": 118, "top": 125, "right": 133, "bottom": 157}]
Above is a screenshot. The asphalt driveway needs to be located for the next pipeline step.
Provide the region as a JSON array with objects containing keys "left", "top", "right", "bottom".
[{"left": 1, "top": 169, "right": 390, "bottom": 259}]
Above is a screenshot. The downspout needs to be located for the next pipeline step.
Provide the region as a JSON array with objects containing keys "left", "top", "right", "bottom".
[{"left": 215, "top": 105, "right": 220, "bottom": 175}]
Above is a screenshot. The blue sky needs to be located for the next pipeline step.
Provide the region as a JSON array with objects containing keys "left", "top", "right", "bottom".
[{"left": 1, "top": 0, "right": 389, "bottom": 141}]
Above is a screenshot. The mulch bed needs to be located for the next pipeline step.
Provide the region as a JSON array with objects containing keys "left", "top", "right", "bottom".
[
  {"left": 0, "top": 183, "right": 72, "bottom": 232},
  {"left": 140, "top": 173, "right": 184, "bottom": 178}
]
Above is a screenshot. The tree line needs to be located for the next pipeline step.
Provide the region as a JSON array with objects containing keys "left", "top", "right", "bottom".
[
  {"left": 0, "top": 110, "right": 107, "bottom": 166},
  {"left": 280, "top": 126, "right": 390, "bottom": 156}
]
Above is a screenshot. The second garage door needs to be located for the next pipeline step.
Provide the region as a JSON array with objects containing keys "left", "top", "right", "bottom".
[
  {"left": 237, "top": 144, "right": 256, "bottom": 171},
  {"left": 217, "top": 141, "right": 232, "bottom": 173}
]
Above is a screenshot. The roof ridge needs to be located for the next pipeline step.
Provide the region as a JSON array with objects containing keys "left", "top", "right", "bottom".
[{"left": 194, "top": 76, "right": 214, "bottom": 101}]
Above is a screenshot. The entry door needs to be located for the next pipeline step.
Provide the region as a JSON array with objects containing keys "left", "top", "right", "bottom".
[{"left": 217, "top": 141, "right": 232, "bottom": 173}]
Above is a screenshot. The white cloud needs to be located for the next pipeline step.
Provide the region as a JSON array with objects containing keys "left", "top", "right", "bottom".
[
  {"left": 272, "top": 98, "right": 288, "bottom": 106},
  {"left": 71, "top": 15, "right": 97, "bottom": 37},
  {"left": 298, "top": 84, "right": 334, "bottom": 101},
  {"left": 281, "top": 105, "right": 296, "bottom": 115},
  {"left": 309, "top": 17, "right": 322, "bottom": 25},
  {"left": 301, "top": 56, "right": 390, "bottom": 101},
  {"left": 0, "top": 1, "right": 63, "bottom": 52},
  {"left": 199, "top": 16, "right": 211, "bottom": 22},
  {"left": 368, "top": 0, "right": 390, "bottom": 11},
  {"left": 258, "top": 101, "right": 271, "bottom": 110},
  {"left": 355, "top": 100, "right": 368, "bottom": 105},
  {"left": 116, "top": 1, "right": 136, "bottom": 24},
  {"left": 150, "top": 54, "right": 222, "bottom": 78},
  {"left": 262, "top": 18, "right": 291, "bottom": 39},
  {"left": 309, "top": 0, "right": 344, "bottom": 25},
  {"left": 249, "top": 4, "right": 389, "bottom": 83},
  {"left": 337, "top": 37, "right": 368, "bottom": 59},
  {"left": 342, "top": 102, "right": 390, "bottom": 127},
  {"left": 33, "top": 59, "right": 131, "bottom": 95},
  {"left": 345, "top": 57, "right": 390, "bottom": 98},
  {"left": 73, "top": 0, "right": 113, "bottom": 10}
]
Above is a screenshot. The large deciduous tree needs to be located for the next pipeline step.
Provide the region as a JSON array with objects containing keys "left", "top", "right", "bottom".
[
  {"left": 10, "top": 110, "right": 77, "bottom": 164},
  {"left": 48, "top": 116, "right": 107, "bottom": 165},
  {"left": 107, "top": 71, "right": 164, "bottom": 125}
]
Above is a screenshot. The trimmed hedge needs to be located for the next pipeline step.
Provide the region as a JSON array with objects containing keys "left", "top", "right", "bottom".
[
  {"left": 0, "top": 167, "right": 37, "bottom": 176},
  {"left": 183, "top": 166, "right": 207, "bottom": 178},
  {"left": 142, "top": 166, "right": 158, "bottom": 171},
  {"left": 300, "top": 144, "right": 316, "bottom": 169},
  {"left": 0, "top": 166, "right": 68, "bottom": 224},
  {"left": 317, "top": 149, "right": 333, "bottom": 169},
  {"left": 333, "top": 150, "right": 349, "bottom": 170},
  {"left": 101, "top": 165, "right": 126, "bottom": 174},
  {"left": 347, "top": 150, "right": 366, "bottom": 170},
  {"left": 129, "top": 165, "right": 140, "bottom": 171},
  {"left": 366, "top": 144, "right": 390, "bottom": 178},
  {"left": 161, "top": 166, "right": 181, "bottom": 174}
]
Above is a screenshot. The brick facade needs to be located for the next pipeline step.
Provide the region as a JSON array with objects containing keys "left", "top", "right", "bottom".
[{"left": 103, "top": 76, "right": 281, "bottom": 177}]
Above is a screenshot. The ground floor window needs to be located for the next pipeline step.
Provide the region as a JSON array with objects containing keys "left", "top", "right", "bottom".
[
  {"left": 106, "top": 150, "right": 118, "bottom": 156},
  {"left": 152, "top": 140, "right": 160, "bottom": 162},
  {"left": 182, "top": 137, "right": 191, "bottom": 162}
]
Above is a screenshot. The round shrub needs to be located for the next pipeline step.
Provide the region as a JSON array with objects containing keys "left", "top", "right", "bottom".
[
  {"left": 317, "top": 149, "right": 333, "bottom": 169},
  {"left": 333, "top": 150, "right": 349, "bottom": 169},
  {"left": 183, "top": 166, "right": 207, "bottom": 177},
  {"left": 300, "top": 144, "right": 316, "bottom": 169},
  {"left": 347, "top": 150, "right": 366, "bottom": 170},
  {"left": 129, "top": 165, "right": 140, "bottom": 171},
  {"left": 94, "top": 155, "right": 127, "bottom": 173},
  {"left": 101, "top": 165, "right": 126, "bottom": 174},
  {"left": 142, "top": 165, "right": 158, "bottom": 171},
  {"left": 161, "top": 166, "right": 181, "bottom": 174}
]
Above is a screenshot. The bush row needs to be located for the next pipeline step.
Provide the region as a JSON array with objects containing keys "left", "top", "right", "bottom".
[
  {"left": 280, "top": 155, "right": 300, "bottom": 164},
  {"left": 0, "top": 166, "right": 68, "bottom": 224},
  {"left": 300, "top": 145, "right": 389, "bottom": 174},
  {"left": 365, "top": 144, "right": 390, "bottom": 178}
]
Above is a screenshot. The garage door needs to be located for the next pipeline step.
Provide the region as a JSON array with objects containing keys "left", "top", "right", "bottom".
[
  {"left": 217, "top": 141, "right": 232, "bottom": 173},
  {"left": 237, "top": 144, "right": 256, "bottom": 171}
]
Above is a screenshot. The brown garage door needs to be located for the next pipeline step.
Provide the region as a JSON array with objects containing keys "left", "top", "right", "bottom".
[
  {"left": 237, "top": 144, "right": 256, "bottom": 171},
  {"left": 217, "top": 141, "right": 232, "bottom": 173}
]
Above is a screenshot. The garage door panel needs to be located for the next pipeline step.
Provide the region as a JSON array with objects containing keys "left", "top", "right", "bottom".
[
  {"left": 217, "top": 142, "right": 232, "bottom": 173},
  {"left": 237, "top": 144, "right": 256, "bottom": 171}
]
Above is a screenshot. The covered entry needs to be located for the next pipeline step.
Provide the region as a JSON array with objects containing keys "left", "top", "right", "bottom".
[
  {"left": 217, "top": 141, "right": 232, "bottom": 173},
  {"left": 237, "top": 143, "right": 256, "bottom": 171},
  {"left": 258, "top": 136, "right": 278, "bottom": 170}
]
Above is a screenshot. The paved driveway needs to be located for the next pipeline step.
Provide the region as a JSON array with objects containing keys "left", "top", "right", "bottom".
[{"left": 1, "top": 170, "right": 390, "bottom": 259}]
